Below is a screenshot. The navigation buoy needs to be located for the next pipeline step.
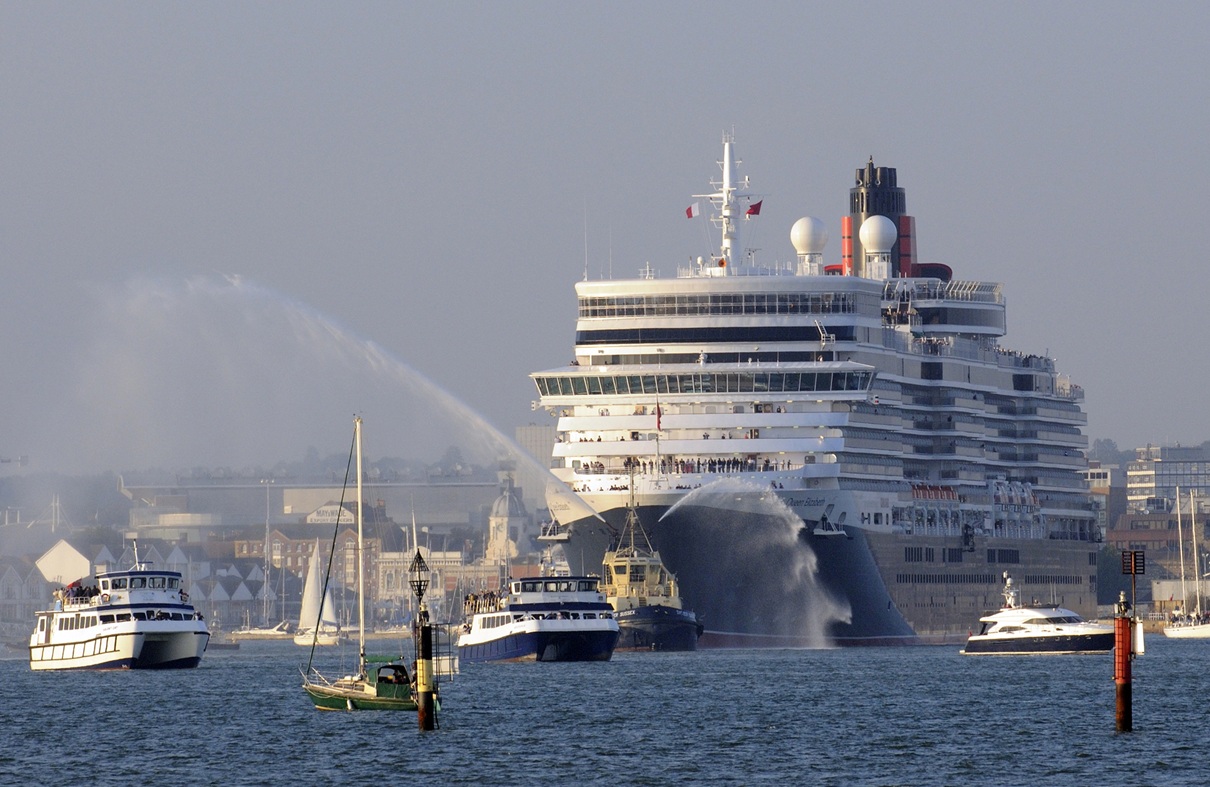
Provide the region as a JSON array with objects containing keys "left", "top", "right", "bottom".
[{"left": 1114, "top": 591, "right": 1133, "bottom": 732}]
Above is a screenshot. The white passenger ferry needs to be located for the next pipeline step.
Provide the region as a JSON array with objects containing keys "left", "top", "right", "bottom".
[
  {"left": 458, "top": 576, "right": 619, "bottom": 662},
  {"left": 29, "top": 558, "right": 210, "bottom": 670},
  {"left": 532, "top": 135, "right": 1097, "bottom": 646}
]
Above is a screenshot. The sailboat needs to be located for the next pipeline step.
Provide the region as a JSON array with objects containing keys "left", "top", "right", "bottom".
[
  {"left": 1164, "top": 488, "right": 1210, "bottom": 639},
  {"left": 293, "top": 538, "right": 343, "bottom": 646},
  {"left": 301, "top": 416, "right": 420, "bottom": 711},
  {"left": 600, "top": 485, "right": 702, "bottom": 651}
]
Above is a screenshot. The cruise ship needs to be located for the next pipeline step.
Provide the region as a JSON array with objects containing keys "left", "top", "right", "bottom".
[{"left": 531, "top": 135, "right": 1098, "bottom": 646}]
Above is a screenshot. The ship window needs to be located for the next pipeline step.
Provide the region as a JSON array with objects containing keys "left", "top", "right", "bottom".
[
  {"left": 100, "top": 580, "right": 109, "bottom": 591},
  {"left": 149, "top": 577, "right": 166, "bottom": 589},
  {"left": 130, "top": 578, "right": 146, "bottom": 589},
  {"left": 571, "top": 377, "right": 587, "bottom": 396},
  {"left": 579, "top": 580, "right": 597, "bottom": 591},
  {"left": 629, "top": 566, "right": 646, "bottom": 581},
  {"left": 112, "top": 578, "right": 127, "bottom": 589},
  {"left": 168, "top": 578, "right": 179, "bottom": 589}
]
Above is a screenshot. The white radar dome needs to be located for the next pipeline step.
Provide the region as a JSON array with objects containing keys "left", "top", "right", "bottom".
[
  {"left": 858, "top": 215, "right": 897, "bottom": 253},
  {"left": 790, "top": 216, "right": 828, "bottom": 255}
]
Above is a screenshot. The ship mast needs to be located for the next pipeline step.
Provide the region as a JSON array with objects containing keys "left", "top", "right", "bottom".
[
  {"left": 355, "top": 416, "right": 366, "bottom": 674},
  {"left": 693, "top": 132, "right": 751, "bottom": 271}
]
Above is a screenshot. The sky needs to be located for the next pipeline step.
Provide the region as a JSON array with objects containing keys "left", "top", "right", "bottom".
[{"left": 0, "top": 1, "right": 1207, "bottom": 475}]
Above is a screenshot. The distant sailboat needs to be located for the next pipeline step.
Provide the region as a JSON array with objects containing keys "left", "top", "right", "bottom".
[
  {"left": 1164, "top": 489, "right": 1210, "bottom": 639},
  {"left": 294, "top": 538, "right": 342, "bottom": 647}
]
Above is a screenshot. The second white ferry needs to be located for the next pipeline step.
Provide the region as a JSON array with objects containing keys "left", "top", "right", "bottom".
[
  {"left": 30, "top": 557, "right": 210, "bottom": 670},
  {"left": 532, "top": 134, "right": 1097, "bottom": 646}
]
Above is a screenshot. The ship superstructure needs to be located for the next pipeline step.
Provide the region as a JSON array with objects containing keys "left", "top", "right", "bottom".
[{"left": 531, "top": 135, "right": 1096, "bottom": 645}]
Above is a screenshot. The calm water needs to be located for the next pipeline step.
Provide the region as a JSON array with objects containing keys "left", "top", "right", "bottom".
[{"left": 0, "top": 638, "right": 1205, "bottom": 786}]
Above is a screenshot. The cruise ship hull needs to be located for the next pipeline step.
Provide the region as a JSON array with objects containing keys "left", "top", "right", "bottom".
[{"left": 558, "top": 501, "right": 1098, "bottom": 647}]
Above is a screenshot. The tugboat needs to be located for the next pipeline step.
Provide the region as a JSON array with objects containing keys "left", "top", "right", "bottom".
[
  {"left": 458, "top": 576, "right": 619, "bottom": 663},
  {"left": 601, "top": 490, "right": 703, "bottom": 651},
  {"left": 29, "top": 545, "right": 210, "bottom": 670},
  {"left": 961, "top": 572, "right": 1113, "bottom": 655}
]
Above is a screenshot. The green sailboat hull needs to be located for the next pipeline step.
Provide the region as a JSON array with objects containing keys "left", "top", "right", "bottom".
[{"left": 303, "top": 682, "right": 418, "bottom": 712}]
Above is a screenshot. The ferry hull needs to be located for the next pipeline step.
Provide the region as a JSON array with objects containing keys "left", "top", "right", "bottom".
[
  {"left": 458, "top": 629, "right": 619, "bottom": 663},
  {"left": 29, "top": 627, "right": 209, "bottom": 670},
  {"left": 134, "top": 630, "right": 210, "bottom": 668},
  {"left": 615, "top": 605, "right": 703, "bottom": 652}
]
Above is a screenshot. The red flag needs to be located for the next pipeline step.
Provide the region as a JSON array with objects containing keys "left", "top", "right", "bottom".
[
  {"left": 746, "top": 200, "right": 762, "bottom": 216},
  {"left": 686, "top": 202, "right": 701, "bottom": 218}
]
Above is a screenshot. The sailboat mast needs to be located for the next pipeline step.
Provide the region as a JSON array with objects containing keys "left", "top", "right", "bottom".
[
  {"left": 355, "top": 416, "right": 365, "bottom": 663},
  {"left": 1192, "top": 489, "right": 1202, "bottom": 617},
  {"left": 1177, "top": 485, "right": 1187, "bottom": 614}
]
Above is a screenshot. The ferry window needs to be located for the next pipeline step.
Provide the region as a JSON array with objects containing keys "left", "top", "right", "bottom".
[
  {"left": 38, "top": 619, "right": 45, "bottom": 632},
  {"left": 523, "top": 581, "right": 538, "bottom": 592},
  {"left": 100, "top": 580, "right": 109, "bottom": 591},
  {"left": 559, "top": 581, "right": 574, "bottom": 592},
  {"left": 544, "top": 581, "right": 558, "bottom": 592},
  {"left": 100, "top": 615, "right": 114, "bottom": 624},
  {"left": 580, "top": 580, "right": 596, "bottom": 591},
  {"left": 112, "top": 579, "right": 127, "bottom": 589},
  {"left": 149, "top": 577, "right": 165, "bottom": 589},
  {"left": 168, "top": 578, "right": 179, "bottom": 589},
  {"left": 130, "top": 578, "right": 146, "bottom": 589},
  {"left": 117, "top": 614, "right": 131, "bottom": 622}
]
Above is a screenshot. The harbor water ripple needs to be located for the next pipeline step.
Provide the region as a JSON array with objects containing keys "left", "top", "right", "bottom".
[{"left": 1, "top": 638, "right": 1206, "bottom": 786}]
